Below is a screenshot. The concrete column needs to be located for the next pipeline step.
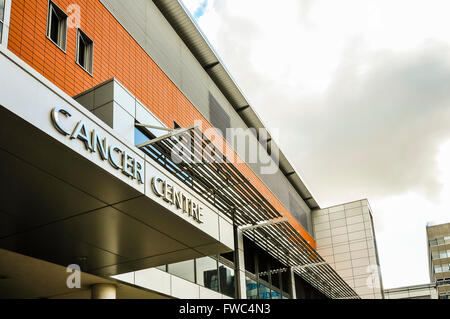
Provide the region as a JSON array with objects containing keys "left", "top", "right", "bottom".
[
  {"left": 288, "top": 267, "right": 297, "bottom": 299},
  {"left": 234, "top": 227, "right": 247, "bottom": 299},
  {"left": 91, "top": 284, "right": 117, "bottom": 299}
]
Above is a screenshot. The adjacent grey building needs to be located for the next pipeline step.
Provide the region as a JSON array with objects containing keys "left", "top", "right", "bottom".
[
  {"left": 312, "top": 199, "right": 384, "bottom": 299},
  {"left": 427, "top": 222, "right": 450, "bottom": 299}
]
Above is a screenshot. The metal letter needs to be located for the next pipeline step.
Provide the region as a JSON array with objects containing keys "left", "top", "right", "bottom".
[
  {"left": 163, "top": 181, "right": 174, "bottom": 204},
  {"left": 71, "top": 120, "right": 92, "bottom": 151},
  {"left": 91, "top": 129, "right": 109, "bottom": 160},
  {"left": 122, "top": 151, "right": 134, "bottom": 177},
  {"left": 51, "top": 107, "right": 72, "bottom": 136},
  {"left": 174, "top": 191, "right": 182, "bottom": 210},
  {"left": 133, "top": 160, "right": 144, "bottom": 184},
  {"left": 151, "top": 176, "right": 164, "bottom": 197},
  {"left": 108, "top": 145, "right": 123, "bottom": 169}
]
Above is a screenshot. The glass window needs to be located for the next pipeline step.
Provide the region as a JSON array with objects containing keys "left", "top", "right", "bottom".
[
  {"left": 440, "top": 250, "right": 447, "bottom": 259},
  {"left": 221, "top": 252, "right": 234, "bottom": 264},
  {"left": 46, "top": 1, "right": 67, "bottom": 51},
  {"left": 429, "top": 239, "right": 438, "bottom": 246},
  {"left": 432, "top": 250, "right": 440, "bottom": 259},
  {"left": 437, "top": 237, "right": 445, "bottom": 245},
  {"left": 258, "top": 283, "right": 271, "bottom": 299},
  {"left": 0, "top": 0, "right": 4, "bottom": 20},
  {"left": 219, "top": 262, "right": 235, "bottom": 298},
  {"left": 135, "top": 126, "right": 193, "bottom": 185},
  {"left": 0, "top": 0, "right": 4, "bottom": 43},
  {"left": 76, "top": 28, "right": 94, "bottom": 74},
  {"left": 442, "top": 264, "right": 449, "bottom": 272},
  {"left": 168, "top": 260, "right": 195, "bottom": 283},
  {"left": 196, "top": 257, "right": 219, "bottom": 292},
  {"left": 135, "top": 127, "right": 152, "bottom": 146},
  {"left": 281, "top": 270, "right": 290, "bottom": 294},
  {"left": 245, "top": 277, "right": 258, "bottom": 299},
  {"left": 435, "top": 265, "right": 442, "bottom": 273},
  {"left": 156, "top": 265, "right": 167, "bottom": 272},
  {"left": 271, "top": 290, "right": 282, "bottom": 299},
  {"left": 271, "top": 271, "right": 280, "bottom": 289},
  {"left": 445, "top": 236, "right": 450, "bottom": 243},
  {"left": 244, "top": 237, "right": 256, "bottom": 274},
  {"left": 259, "top": 272, "right": 269, "bottom": 285}
]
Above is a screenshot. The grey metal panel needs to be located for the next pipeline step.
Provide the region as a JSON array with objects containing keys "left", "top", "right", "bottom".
[
  {"left": 289, "top": 192, "right": 308, "bottom": 228},
  {"left": 208, "top": 92, "right": 230, "bottom": 142},
  {"left": 179, "top": 43, "right": 209, "bottom": 116}
]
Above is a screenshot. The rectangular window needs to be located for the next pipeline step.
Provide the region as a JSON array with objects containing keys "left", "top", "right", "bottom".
[
  {"left": 245, "top": 277, "right": 258, "bottom": 299},
  {"left": 76, "top": 28, "right": 94, "bottom": 74},
  {"left": 219, "top": 262, "right": 236, "bottom": 298},
  {"left": 0, "top": 0, "right": 6, "bottom": 43},
  {"left": 0, "top": 0, "right": 4, "bottom": 20},
  {"left": 258, "top": 283, "right": 271, "bottom": 299},
  {"left": 196, "top": 257, "right": 219, "bottom": 292},
  {"left": 155, "top": 265, "right": 167, "bottom": 272},
  {"left": 271, "top": 290, "right": 282, "bottom": 299},
  {"left": 435, "top": 265, "right": 442, "bottom": 273},
  {"left": 432, "top": 250, "right": 440, "bottom": 259},
  {"left": 168, "top": 260, "right": 195, "bottom": 283},
  {"left": 46, "top": 1, "right": 67, "bottom": 51}
]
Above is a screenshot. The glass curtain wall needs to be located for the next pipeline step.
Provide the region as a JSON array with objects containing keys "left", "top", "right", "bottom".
[{"left": 158, "top": 255, "right": 236, "bottom": 298}]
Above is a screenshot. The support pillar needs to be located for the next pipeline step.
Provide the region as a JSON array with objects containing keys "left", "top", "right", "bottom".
[
  {"left": 91, "top": 284, "right": 117, "bottom": 299},
  {"left": 234, "top": 227, "right": 247, "bottom": 299},
  {"left": 288, "top": 267, "right": 297, "bottom": 299}
]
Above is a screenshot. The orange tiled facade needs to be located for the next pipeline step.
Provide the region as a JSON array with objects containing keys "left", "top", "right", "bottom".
[{"left": 7, "top": 0, "right": 315, "bottom": 247}]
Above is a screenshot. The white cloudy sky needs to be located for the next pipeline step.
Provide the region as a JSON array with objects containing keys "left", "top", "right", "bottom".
[{"left": 181, "top": 0, "right": 450, "bottom": 289}]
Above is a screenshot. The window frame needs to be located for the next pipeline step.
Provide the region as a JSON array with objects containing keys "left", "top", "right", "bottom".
[
  {"left": 0, "top": 0, "right": 5, "bottom": 22},
  {"left": 0, "top": 0, "right": 5, "bottom": 43},
  {"left": 76, "top": 28, "right": 94, "bottom": 76},
  {"left": 46, "top": 0, "right": 68, "bottom": 52}
]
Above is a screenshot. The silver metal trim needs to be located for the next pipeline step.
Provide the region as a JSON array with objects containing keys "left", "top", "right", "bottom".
[
  {"left": 240, "top": 218, "right": 288, "bottom": 231},
  {"left": 293, "top": 261, "right": 328, "bottom": 270}
]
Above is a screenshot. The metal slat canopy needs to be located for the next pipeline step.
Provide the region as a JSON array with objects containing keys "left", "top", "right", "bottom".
[
  {"left": 138, "top": 125, "right": 282, "bottom": 226},
  {"left": 137, "top": 125, "right": 359, "bottom": 299}
]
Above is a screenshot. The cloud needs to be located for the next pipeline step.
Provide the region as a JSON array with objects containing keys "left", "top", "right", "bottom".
[
  {"left": 374, "top": 139, "right": 450, "bottom": 288},
  {"left": 294, "top": 42, "right": 450, "bottom": 204}
]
